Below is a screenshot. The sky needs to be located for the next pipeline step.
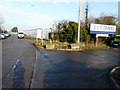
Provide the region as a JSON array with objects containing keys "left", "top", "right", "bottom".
[{"left": 0, "top": 0, "right": 119, "bottom": 31}]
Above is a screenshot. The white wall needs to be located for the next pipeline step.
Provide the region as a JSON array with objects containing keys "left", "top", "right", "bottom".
[{"left": 22, "top": 28, "right": 50, "bottom": 40}]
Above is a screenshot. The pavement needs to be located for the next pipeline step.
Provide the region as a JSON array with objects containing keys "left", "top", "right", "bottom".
[{"left": 2, "top": 34, "right": 36, "bottom": 88}]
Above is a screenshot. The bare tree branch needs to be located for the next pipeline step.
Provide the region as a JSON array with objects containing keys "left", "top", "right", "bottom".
[{"left": 0, "top": 13, "right": 4, "bottom": 27}]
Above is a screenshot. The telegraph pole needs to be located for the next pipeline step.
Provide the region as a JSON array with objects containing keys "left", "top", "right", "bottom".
[
  {"left": 77, "top": 0, "right": 81, "bottom": 44},
  {"left": 52, "top": 24, "right": 54, "bottom": 42},
  {"left": 85, "top": 2, "right": 88, "bottom": 29}
]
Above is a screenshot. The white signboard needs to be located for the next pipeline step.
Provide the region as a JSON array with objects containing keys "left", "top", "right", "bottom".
[{"left": 90, "top": 24, "right": 116, "bottom": 34}]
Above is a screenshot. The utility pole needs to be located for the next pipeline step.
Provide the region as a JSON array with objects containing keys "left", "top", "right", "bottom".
[
  {"left": 85, "top": 2, "right": 88, "bottom": 29},
  {"left": 77, "top": 0, "right": 81, "bottom": 44},
  {"left": 36, "top": 30, "right": 38, "bottom": 44},
  {"left": 52, "top": 24, "right": 54, "bottom": 42}
]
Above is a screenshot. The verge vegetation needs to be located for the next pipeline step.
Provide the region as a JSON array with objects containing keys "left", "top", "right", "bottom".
[
  {"left": 33, "top": 40, "right": 109, "bottom": 51},
  {"left": 112, "top": 67, "right": 120, "bottom": 86},
  {"left": 24, "top": 35, "right": 36, "bottom": 40}
]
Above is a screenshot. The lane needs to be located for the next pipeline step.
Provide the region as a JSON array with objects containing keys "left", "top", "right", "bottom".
[
  {"left": 2, "top": 34, "right": 36, "bottom": 88},
  {"left": 31, "top": 48, "right": 120, "bottom": 88}
]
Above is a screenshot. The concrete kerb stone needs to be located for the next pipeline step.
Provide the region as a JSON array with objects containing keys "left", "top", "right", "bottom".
[
  {"left": 110, "top": 66, "right": 120, "bottom": 89},
  {"left": 33, "top": 43, "right": 39, "bottom": 50},
  {"left": 70, "top": 44, "right": 80, "bottom": 50},
  {"left": 46, "top": 44, "right": 55, "bottom": 50},
  {"left": 33, "top": 42, "right": 84, "bottom": 52}
]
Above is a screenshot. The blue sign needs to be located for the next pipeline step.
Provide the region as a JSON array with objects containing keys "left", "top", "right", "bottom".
[{"left": 90, "top": 24, "right": 116, "bottom": 34}]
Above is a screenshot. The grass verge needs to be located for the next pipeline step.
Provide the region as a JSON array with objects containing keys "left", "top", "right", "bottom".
[
  {"left": 112, "top": 67, "right": 120, "bottom": 86},
  {"left": 80, "top": 44, "right": 109, "bottom": 50},
  {"left": 24, "top": 35, "right": 36, "bottom": 40},
  {"left": 34, "top": 40, "right": 109, "bottom": 51}
]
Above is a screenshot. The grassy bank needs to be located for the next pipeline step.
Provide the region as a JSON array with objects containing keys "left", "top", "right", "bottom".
[
  {"left": 34, "top": 39, "right": 109, "bottom": 51},
  {"left": 80, "top": 44, "right": 109, "bottom": 50},
  {"left": 24, "top": 35, "right": 36, "bottom": 40},
  {"left": 35, "top": 40, "right": 69, "bottom": 49},
  {"left": 112, "top": 67, "right": 120, "bottom": 85}
]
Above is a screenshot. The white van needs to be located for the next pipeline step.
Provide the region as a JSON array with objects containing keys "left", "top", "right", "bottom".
[{"left": 18, "top": 32, "right": 24, "bottom": 39}]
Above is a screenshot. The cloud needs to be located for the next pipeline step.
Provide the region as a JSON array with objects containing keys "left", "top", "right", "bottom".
[{"left": 0, "top": 5, "right": 54, "bottom": 30}]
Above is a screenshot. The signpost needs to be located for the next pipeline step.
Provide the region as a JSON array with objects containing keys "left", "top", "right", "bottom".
[{"left": 90, "top": 23, "right": 116, "bottom": 46}]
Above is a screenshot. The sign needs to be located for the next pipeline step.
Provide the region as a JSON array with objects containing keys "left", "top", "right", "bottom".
[{"left": 90, "top": 24, "right": 116, "bottom": 34}]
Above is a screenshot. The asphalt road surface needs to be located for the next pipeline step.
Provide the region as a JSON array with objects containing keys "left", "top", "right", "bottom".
[
  {"left": 2, "top": 34, "right": 36, "bottom": 88},
  {"left": 2, "top": 34, "right": 120, "bottom": 89},
  {"left": 31, "top": 46, "right": 120, "bottom": 88}
]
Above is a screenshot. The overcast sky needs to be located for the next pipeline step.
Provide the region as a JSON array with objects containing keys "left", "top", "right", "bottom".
[{"left": 0, "top": 0, "right": 119, "bottom": 31}]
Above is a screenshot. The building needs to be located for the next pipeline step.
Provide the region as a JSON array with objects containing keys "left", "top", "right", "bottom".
[{"left": 22, "top": 28, "right": 51, "bottom": 40}]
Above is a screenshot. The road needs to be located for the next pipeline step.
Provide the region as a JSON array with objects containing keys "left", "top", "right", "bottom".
[
  {"left": 2, "top": 34, "right": 120, "bottom": 88},
  {"left": 2, "top": 34, "right": 36, "bottom": 88},
  {"left": 31, "top": 46, "right": 120, "bottom": 88}
]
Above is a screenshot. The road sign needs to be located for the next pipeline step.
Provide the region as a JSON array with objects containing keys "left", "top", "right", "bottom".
[{"left": 90, "top": 24, "right": 116, "bottom": 34}]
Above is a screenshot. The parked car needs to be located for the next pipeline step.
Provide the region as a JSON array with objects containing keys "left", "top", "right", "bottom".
[
  {"left": 111, "top": 35, "right": 120, "bottom": 47},
  {"left": 18, "top": 32, "right": 24, "bottom": 39},
  {"left": 0, "top": 33, "right": 6, "bottom": 39},
  {"left": 5, "top": 33, "right": 9, "bottom": 37},
  {"left": 5, "top": 32, "right": 11, "bottom": 37}
]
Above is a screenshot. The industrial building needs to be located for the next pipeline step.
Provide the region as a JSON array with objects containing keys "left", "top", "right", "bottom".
[{"left": 21, "top": 28, "right": 51, "bottom": 40}]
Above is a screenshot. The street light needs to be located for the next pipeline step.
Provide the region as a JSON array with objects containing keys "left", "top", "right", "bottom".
[{"left": 78, "top": 0, "right": 81, "bottom": 44}]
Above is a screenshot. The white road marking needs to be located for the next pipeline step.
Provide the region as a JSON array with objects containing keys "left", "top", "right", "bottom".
[{"left": 12, "top": 59, "right": 20, "bottom": 70}]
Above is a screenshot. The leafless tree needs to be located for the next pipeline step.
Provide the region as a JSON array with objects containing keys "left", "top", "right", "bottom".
[
  {"left": 0, "top": 13, "right": 4, "bottom": 26},
  {"left": 53, "top": 20, "right": 69, "bottom": 32},
  {"left": 0, "top": 13, "right": 4, "bottom": 33}
]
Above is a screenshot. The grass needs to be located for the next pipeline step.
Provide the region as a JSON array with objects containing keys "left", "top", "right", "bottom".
[
  {"left": 24, "top": 34, "right": 110, "bottom": 51},
  {"left": 24, "top": 35, "right": 36, "bottom": 40},
  {"left": 80, "top": 44, "right": 109, "bottom": 50},
  {"left": 34, "top": 39, "right": 109, "bottom": 51},
  {"left": 34, "top": 40, "right": 69, "bottom": 49},
  {"left": 112, "top": 67, "right": 120, "bottom": 85}
]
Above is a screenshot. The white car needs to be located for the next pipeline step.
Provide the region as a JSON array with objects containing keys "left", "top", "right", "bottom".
[
  {"left": 5, "top": 32, "right": 11, "bottom": 37},
  {"left": 5, "top": 33, "right": 9, "bottom": 37},
  {"left": 0, "top": 33, "right": 6, "bottom": 39},
  {"left": 18, "top": 32, "right": 24, "bottom": 39}
]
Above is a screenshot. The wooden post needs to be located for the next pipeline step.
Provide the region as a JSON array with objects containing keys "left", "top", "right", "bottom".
[
  {"left": 36, "top": 30, "right": 38, "bottom": 44},
  {"left": 77, "top": 0, "right": 81, "bottom": 44},
  {"left": 96, "top": 34, "right": 98, "bottom": 46}
]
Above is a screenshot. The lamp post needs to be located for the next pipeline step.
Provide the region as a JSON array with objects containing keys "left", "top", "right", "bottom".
[{"left": 77, "top": 0, "right": 81, "bottom": 44}]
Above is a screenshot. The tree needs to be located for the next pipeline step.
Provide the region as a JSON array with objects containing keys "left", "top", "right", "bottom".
[
  {"left": 11, "top": 27, "right": 18, "bottom": 32},
  {"left": 0, "top": 14, "right": 4, "bottom": 33},
  {"left": 0, "top": 28, "right": 3, "bottom": 33},
  {"left": 95, "top": 14, "right": 120, "bottom": 35},
  {"left": 55, "top": 21, "right": 78, "bottom": 43},
  {"left": 95, "top": 15, "right": 117, "bottom": 25},
  {"left": 0, "top": 14, "right": 4, "bottom": 26}
]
